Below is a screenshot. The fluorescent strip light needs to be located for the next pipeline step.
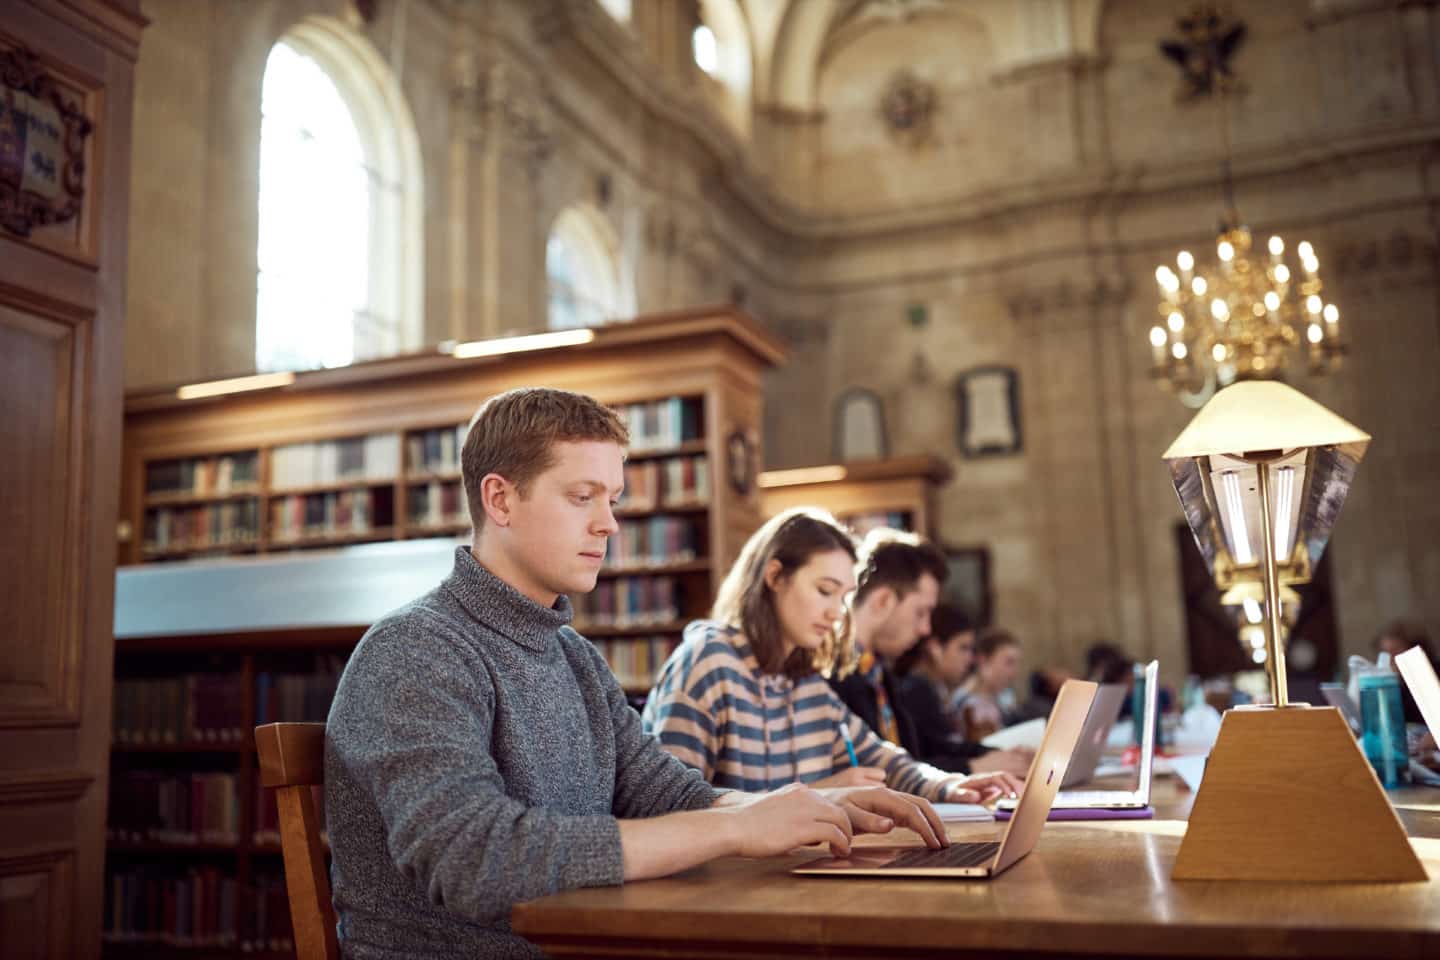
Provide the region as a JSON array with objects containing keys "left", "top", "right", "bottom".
[
  {"left": 176, "top": 371, "right": 295, "bottom": 400},
  {"left": 756, "top": 465, "right": 848, "bottom": 488},
  {"left": 1221, "top": 470, "right": 1254, "bottom": 565},
  {"left": 1273, "top": 465, "right": 1296, "bottom": 562},
  {"left": 451, "top": 329, "right": 596, "bottom": 359}
]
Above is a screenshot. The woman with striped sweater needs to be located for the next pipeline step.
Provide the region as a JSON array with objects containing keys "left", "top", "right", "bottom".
[{"left": 643, "top": 508, "right": 1021, "bottom": 803}]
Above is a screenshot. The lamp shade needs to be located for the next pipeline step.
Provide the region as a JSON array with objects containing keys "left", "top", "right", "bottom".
[{"left": 1164, "top": 381, "right": 1369, "bottom": 591}]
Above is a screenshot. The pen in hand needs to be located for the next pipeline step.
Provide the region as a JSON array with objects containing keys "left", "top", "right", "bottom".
[{"left": 839, "top": 722, "right": 860, "bottom": 767}]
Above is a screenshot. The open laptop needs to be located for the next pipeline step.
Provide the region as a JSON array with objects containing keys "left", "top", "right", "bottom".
[
  {"left": 1395, "top": 646, "right": 1440, "bottom": 741},
  {"left": 791, "top": 679, "right": 1097, "bottom": 879},
  {"left": 997, "top": 660, "right": 1157, "bottom": 813},
  {"left": 1059, "top": 683, "right": 1127, "bottom": 788},
  {"left": 1320, "top": 682, "right": 1362, "bottom": 734}
]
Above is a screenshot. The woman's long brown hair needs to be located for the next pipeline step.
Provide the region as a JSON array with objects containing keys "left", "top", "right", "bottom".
[{"left": 710, "top": 507, "right": 861, "bottom": 680}]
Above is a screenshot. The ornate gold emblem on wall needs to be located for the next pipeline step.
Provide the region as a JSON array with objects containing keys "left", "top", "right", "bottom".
[
  {"left": 878, "top": 69, "right": 936, "bottom": 148},
  {"left": 0, "top": 44, "right": 93, "bottom": 238},
  {"left": 1158, "top": 3, "right": 1247, "bottom": 102}
]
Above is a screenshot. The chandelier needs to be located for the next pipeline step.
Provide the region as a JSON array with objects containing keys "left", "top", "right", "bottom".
[
  {"left": 1147, "top": 220, "right": 1345, "bottom": 405},
  {"left": 1146, "top": 9, "right": 1345, "bottom": 406}
]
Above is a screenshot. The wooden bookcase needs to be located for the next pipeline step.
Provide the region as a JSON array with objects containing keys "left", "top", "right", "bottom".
[
  {"left": 107, "top": 307, "right": 784, "bottom": 955},
  {"left": 757, "top": 454, "right": 952, "bottom": 539}
]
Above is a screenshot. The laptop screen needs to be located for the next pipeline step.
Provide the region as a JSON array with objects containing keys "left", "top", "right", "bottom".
[{"left": 1135, "top": 660, "right": 1159, "bottom": 800}]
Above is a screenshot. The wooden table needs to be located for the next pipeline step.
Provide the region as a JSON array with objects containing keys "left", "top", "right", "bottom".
[{"left": 511, "top": 780, "right": 1440, "bottom": 959}]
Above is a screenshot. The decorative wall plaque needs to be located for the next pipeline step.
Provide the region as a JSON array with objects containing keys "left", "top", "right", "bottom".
[
  {"left": 0, "top": 45, "right": 93, "bottom": 238},
  {"left": 878, "top": 69, "right": 936, "bottom": 147}
]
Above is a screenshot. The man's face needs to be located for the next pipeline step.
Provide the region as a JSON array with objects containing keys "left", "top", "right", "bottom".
[
  {"left": 501, "top": 440, "right": 624, "bottom": 604},
  {"left": 872, "top": 573, "right": 941, "bottom": 660}
]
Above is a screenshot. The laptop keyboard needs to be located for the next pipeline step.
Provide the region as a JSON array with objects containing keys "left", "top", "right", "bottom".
[{"left": 886, "top": 841, "right": 1000, "bottom": 870}]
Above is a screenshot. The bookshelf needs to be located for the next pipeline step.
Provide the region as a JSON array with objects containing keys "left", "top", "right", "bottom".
[
  {"left": 110, "top": 309, "right": 784, "bottom": 956},
  {"left": 756, "top": 455, "right": 953, "bottom": 539}
]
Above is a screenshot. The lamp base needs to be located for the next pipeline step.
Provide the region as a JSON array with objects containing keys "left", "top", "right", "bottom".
[{"left": 1173, "top": 705, "right": 1426, "bottom": 882}]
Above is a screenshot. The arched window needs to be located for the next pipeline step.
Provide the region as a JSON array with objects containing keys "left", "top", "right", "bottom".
[
  {"left": 694, "top": 0, "right": 752, "bottom": 139},
  {"left": 597, "top": 0, "right": 631, "bottom": 23},
  {"left": 546, "top": 205, "right": 625, "bottom": 330},
  {"left": 692, "top": 24, "right": 719, "bottom": 75},
  {"left": 256, "top": 19, "right": 423, "bottom": 373}
]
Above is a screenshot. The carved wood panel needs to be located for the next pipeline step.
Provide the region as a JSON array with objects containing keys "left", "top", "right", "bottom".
[{"left": 0, "top": 296, "right": 86, "bottom": 727}]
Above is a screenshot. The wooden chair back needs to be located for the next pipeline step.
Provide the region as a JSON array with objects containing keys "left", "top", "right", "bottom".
[{"left": 255, "top": 722, "right": 339, "bottom": 960}]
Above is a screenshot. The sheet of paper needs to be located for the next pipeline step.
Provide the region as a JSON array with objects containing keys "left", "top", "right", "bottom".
[
  {"left": 1170, "top": 754, "right": 1207, "bottom": 793},
  {"left": 979, "top": 717, "right": 1045, "bottom": 750}
]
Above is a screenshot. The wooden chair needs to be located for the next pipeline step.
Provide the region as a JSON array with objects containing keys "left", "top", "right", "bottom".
[{"left": 255, "top": 722, "right": 340, "bottom": 960}]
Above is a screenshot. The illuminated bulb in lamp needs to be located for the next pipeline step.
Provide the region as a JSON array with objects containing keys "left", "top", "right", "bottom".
[
  {"left": 1177, "top": 250, "right": 1195, "bottom": 272},
  {"left": 1307, "top": 323, "right": 1324, "bottom": 344},
  {"left": 1323, "top": 304, "right": 1339, "bottom": 324},
  {"left": 1297, "top": 241, "right": 1314, "bottom": 260},
  {"left": 1211, "top": 299, "right": 1229, "bottom": 321},
  {"left": 1167, "top": 311, "right": 1185, "bottom": 332},
  {"left": 1306, "top": 294, "right": 1323, "bottom": 314},
  {"left": 1264, "top": 291, "right": 1281, "bottom": 312},
  {"left": 1212, "top": 343, "right": 1227, "bottom": 363},
  {"left": 1191, "top": 276, "right": 1208, "bottom": 296},
  {"left": 1172, "top": 342, "right": 1188, "bottom": 360},
  {"left": 1149, "top": 326, "right": 1167, "bottom": 347},
  {"left": 1268, "top": 236, "right": 1284, "bottom": 256},
  {"left": 1243, "top": 597, "right": 1263, "bottom": 624},
  {"left": 1274, "top": 264, "right": 1291, "bottom": 284},
  {"left": 1218, "top": 240, "right": 1235, "bottom": 262}
]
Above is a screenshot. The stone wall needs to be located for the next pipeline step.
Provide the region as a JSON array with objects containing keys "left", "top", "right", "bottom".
[{"left": 123, "top": 0, "right": 1440, "bottom": 679}]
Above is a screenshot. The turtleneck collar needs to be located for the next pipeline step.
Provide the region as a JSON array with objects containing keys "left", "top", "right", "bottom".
[{"left": 442, "top": 546, "right": 573, "bottom": 652}]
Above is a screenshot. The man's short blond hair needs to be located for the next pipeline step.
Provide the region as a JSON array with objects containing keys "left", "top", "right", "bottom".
[{"left": 462, "top": 387, "right": 629, "bottom": 531}]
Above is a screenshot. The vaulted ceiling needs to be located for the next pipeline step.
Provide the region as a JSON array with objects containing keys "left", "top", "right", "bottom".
[{"left": 729, "top": 0, "right": 1107, "bottom": 111}]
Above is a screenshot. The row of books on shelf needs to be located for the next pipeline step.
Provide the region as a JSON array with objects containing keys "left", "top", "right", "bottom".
[
  {"left": 591, "top": 636, "right": 679, "bottom": 684},
  {"left": 144, "top": 501, "right": 260, "bottom": 554},
  {"left": 269, "top": 490, "right": 388, "bottom": 542},
  {"left": 104, "top": 867, "right": 291, "bottom": 953},
  {"left": 841, "top": 510, "right": 914, "bottom": 536},
  {"left": 619, "top": 455, "right": 709, "bottom": 510},
  {"left": 620, "top": 397, "right": 703, "bottom": 451},
  {"left": 607, "top": 517, "right": 700, "bottom": 569},
  {"left": 573, "top": 576, "right": 682, "bottom": 628},
  {"left": 108, "top": 772, "right": 240, "bottom": 846},
  {"left": 407, "top": 424, "right": 467, "bottom": 476},
  {"left": 409, "top": 480, "right": 466, "bottom": 527},
  {"left": 256, "top": 661, "right": 345, "bottom": 726},
  {"left": 272, "top": 433, "right": 402, "bottom": 490},
  {"left": 113, "top": 675, "right": 245, "bottom": 745},
  {"left": 146, "top": 453, "right": 260, "bottom": 498}
]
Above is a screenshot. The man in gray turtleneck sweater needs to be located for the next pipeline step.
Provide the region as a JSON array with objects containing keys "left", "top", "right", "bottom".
[{"left": 326, "top": 388, "right": 952, "bottom": 959}]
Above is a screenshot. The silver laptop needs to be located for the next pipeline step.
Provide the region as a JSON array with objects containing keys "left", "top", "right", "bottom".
[
  {"left": 997, "top": 660, "right": 1157, "bottom": 812},
  {"left": 1320, "top": 682, "right": 1362, "bottom": 734},
  {"left": 1059, "top": 683, "right": 1127, "bottom": 788},
  {"left": 791, "top": 679, "right": 1098, "bottom": 879}
]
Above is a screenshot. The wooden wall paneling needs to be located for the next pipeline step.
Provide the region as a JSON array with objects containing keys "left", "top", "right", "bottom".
[{"left": 0, "top": 2, "right": 143, "bottom": 958}]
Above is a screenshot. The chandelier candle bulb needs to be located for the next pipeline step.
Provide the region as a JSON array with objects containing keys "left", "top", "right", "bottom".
[
  {"left": 1192, "top": 276, "right": 1208, "bottom": 296},
  {"left": 1273, "top": 264, "right": 1291, "bottom": 285},
  {"left": 1323, "top": 304, "right": 1339, "bottom": 325},
  {"left": 1172, "top": 342, "right": 1188, "bottom": 360},
  {"left": 1267, "top": 236, "right": 1284, "bottom": 258}
]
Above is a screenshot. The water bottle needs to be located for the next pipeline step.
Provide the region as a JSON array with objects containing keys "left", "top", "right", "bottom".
[{"left": 1357, "top": 669, "right": 1409, "bottom": 788}]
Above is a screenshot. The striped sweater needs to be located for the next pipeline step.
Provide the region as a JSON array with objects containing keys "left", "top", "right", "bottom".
[{"left": 641, "top": 621, "right": 958, "bottom": 800}]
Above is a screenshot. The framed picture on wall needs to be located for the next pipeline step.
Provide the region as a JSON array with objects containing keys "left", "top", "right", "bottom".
[
  {"left": 832, "top": 387, "right": 889, "bottom": 461},
  {"left": 941, "top": 543, "right": 993, "bottom": 627},
  {"left": 955, "top": 366, "right": 1022, "bottom": 458}
]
